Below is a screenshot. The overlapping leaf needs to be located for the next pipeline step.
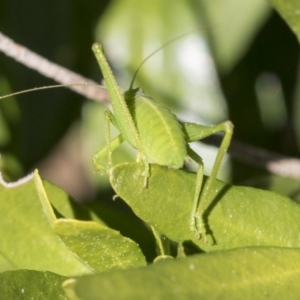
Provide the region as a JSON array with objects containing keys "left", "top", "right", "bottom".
[
  {"left": 0, "top": 172, "right": 90, "bottom": 276},
  {"left": 64, "top": 247, "right": 300, "bottom": 299},
  {"left": 0, "top": 170, "right": 146, "bottom": 277},
  {"left": 54, "top": 219, "right": 146, "bottom": 272},
  {"left": 271, "top": 0, "right": 300, "bottom": 43},
  {"left": 110, "top": 163, "right": 300, "bottom": 251},
  {"left": 0, "top": 270, "right": 67, "bottom": 300}
]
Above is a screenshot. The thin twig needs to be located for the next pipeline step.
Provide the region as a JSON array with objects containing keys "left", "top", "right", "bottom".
[
  {"left": 204, "top": 135, "right": 300, "bottom": 180},
  {"left": 0, "top": 31, "right": 299, "bottom": 179},
  {"left": 0, "top": 31, "right": 109, "bottom": 102}
]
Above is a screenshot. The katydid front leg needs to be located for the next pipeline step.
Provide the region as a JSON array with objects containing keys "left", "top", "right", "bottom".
[{"left": 92, "top": 44, "right": 150, "bottom": 187}]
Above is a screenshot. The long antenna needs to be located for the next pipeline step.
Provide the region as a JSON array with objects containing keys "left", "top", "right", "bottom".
[
  {"left": 0, "top": 31, "right": 109, "bottom": 102},
  {"left": 0, "top": 83, "right": 106, "bottom": 101},
  {"left": 128, "top": 29, "right": 203, "bottom": 90}
]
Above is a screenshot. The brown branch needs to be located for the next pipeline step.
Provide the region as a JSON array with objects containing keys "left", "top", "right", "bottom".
[
  {"left": 0, "top": 31, "right": 109, "bottom": 102},
  {"left": 203, "top": 135, "right": 300, "bottom": 180}
]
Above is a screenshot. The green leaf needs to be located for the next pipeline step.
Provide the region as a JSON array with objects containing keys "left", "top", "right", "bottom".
[
  {"left": 43, "top": 172, "right": 155, "bottom": 264},
  {"left": 270, "top": 0, "right": 300, "bottom": 44},
  {"left": 0, "top": 253, "right": 15, "bottom": 272},
  {"left": 54, "top": 219, "right": 146, "bottom": 272},
  {"left": 42, "top": 179, "right": 105, "bottom": 225},
  {"left": 63, "top": 247, "right": 300, "bottom": 299},
  {"left": 241, "top": 174, "right": 300, "bottom": 203},
  {"left": 0, "top": 270, "right": 67, "bottom": 300},
  {"left": 0, "top": 172, "right": 92, "bottom": 276},
  {"left": 85, "top": 199, "right": 157, "bottom": 263},
  {"left": 109, "top": 163, "right": 300, "bottom": 251}
]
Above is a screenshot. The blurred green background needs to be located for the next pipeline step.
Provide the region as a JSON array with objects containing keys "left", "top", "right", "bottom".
[{"left": 0, "top": 0, "right": 300, "bottom": 202}]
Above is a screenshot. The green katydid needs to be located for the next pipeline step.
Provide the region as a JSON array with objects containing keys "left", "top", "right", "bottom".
[
  {"left": 0, "top": 36, "right": 233, "bottom": 240},
  {"left": 91, "top": 43, "right": 233, "bottom": 240}
]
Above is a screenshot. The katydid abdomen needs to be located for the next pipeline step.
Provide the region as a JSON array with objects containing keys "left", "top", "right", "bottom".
[{"left": 124, "top": 88, "right": 187, "bottom": 169}]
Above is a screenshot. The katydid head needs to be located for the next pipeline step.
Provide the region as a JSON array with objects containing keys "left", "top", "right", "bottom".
[{"left": 124, "top": 87, "right": 145, "bottom": 99}]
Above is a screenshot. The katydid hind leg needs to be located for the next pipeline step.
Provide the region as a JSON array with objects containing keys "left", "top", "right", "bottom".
[
  {"left": 185, "top": 121, "right": 233, "bottom": 239},
  {"left": 187, "top": 146, "right": 206, "bottom": 240},
  {"left": 196, "top": 121, "right": 233, "bottom": 215}
]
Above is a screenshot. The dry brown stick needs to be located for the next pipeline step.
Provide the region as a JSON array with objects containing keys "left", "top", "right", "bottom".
[
  {"left": 0, "top": 31, "right": 109, "bottom": 102},
  {"left": 204, "top": 135, "right": 300, "bottom": 179}
]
